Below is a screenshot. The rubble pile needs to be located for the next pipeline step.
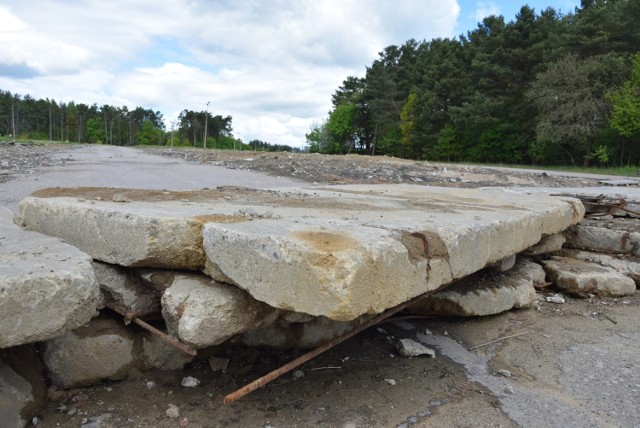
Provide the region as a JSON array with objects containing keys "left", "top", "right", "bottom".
[{"left": 2, "top": 183, "right": 639, "bottom": 425}]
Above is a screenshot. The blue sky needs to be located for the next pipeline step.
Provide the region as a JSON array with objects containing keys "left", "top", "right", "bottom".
[{"left": 0, "top": 1, "right": 579, "bottom": 147}]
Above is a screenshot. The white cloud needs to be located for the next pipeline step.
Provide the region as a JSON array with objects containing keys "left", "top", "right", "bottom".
[
  {"left": 473, "top": 1, "right": 501, "bottom": 22},
  {"left": 0, "top": 0, "right": 461, "bottom": 147}
]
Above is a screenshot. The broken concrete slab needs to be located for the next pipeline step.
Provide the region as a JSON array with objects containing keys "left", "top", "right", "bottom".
[
  {"left": 564, "top": 220, "right": 640, "bottom": 256},
  {"left": 18, "top": 185, "right": 583, "bottom": 320},
  {"left": 559, "top": 249, "right": 640, "bottom": 286},
  {"left": 43, "top": 317, "right": 137, "bottom": 388},
  {"left": 543, "top": 256, "right": 636, "bottom": 297},
  {"left": 0, "top": 206, "right": 100, "bottom": 348},
  {"left": 409, "top": 258, "right": 543, "bottom": 317},
  {"left": 92, "top": 261, "right": 161, "bottom": 317},
  {"left": 161, "top": 273, "right": 279, "bottom": 348}
]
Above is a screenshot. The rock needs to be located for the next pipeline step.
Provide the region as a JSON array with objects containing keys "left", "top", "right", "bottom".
[
  {"left": 384, "top": 378, "right": 397, "bottom": 386},
  {"left": 559, "top": 249, "right": 640, "bottom": 285},
  {"left": 146, "top": 381, "right": 156, "bottom": 390},
  {"left": 546, "top": 295, "right": 566, "bottom": 304},
  {"left": 19, "top": 185, "right": 583, "bottom": 320},
  {"left": 410, "top": 258, "right": 543, "bottom": 317},
  {"left": 564, "top": 221, "right": 640, "bottom": 256},
  {"left": 0, "top": 345, "right": 47, "bottom": 428},
  {"left": 42, "top": 317, "right": 136, "bottom": 387},
  {"left": 181, "top": 376, "right": 200, "bottom": 387},
  {"left": 92, "top": 261, "right": 161, "bottom": 316},
  {"left": 396, "top": 339, "right": 436, "bottom": 357},
  {"left": 293, "top": 370, "right": 304, "bottom": 379},
  {"left": 166, "top": 404, "right": 180, "bottom": 418},
  {"left": 525, "top": 233, "right": 566, "bottom": 255},
  {"left": 498, "top": 369, "right": 512, "bottom": 377},
  {"left": 81, "top": 413, "right": 112, "bottom": 428},
  {"left": 239, "top": 313, "right": 371, "bottom": 349},
  {"left": 161, "top": 273, "right": 279, "bottom": 348},
  {"left": 543, "top": 257, "right": 637, "bottom": 297},
  {"left": 0, "top": 206, "right": 100, "bottom": 348},
  {"left": 142, "top": 333, "right": 194, "bottom": 370}
]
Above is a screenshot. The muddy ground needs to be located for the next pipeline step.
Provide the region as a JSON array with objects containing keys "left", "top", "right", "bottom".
[{"left": 1, "top": 143, "right": 638, "bottom": 427}]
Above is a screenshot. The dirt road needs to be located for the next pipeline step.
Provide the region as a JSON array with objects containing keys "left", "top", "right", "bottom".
[{"left": 1, "top": 144, "right": 638, "bottom": 427}]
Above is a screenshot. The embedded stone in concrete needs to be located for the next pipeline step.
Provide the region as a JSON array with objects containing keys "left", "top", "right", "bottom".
[
  {"left": 543, "top": 256, "right": 636, "bottom": 297},
  {"left": 18, "top": 185, "right": 583, "bottom": 320},
  {"left": 161, "top": 274, "right": 279, "bottom": 348},
  {"left": 409, "top": 258, "right": 543, "bottom": 317},
  {"left": 525, "top": 233, "right": 566, "bottom": 255},
  {"left": 564, "top": 220, "right": 640, "bottom": 256},
  {"left": 141, "top": 333, "right": 194, "bottom": 370},
  {"left": 239, "top": 313, "right": 371, "bottom": 349},
  {"left": 43, "top": 317, "right": 136, "bottom": 387},
  {"left": 559, "top": 249, "right": 640, "bottom": 285},
  {"left": 0, "top": 207, "right": 100, "bottom": 348},
  {"left": 0, "top": 345, "right": 47, "bottom": 428},
  {"left": 92, "top": 261, "right": 161, "bottom": 317}
]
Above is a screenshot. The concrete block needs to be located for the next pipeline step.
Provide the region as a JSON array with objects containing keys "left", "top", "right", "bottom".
[
  {"left": 0, "top": 207, "right": 100, "bottom": 348},
  {"left": 543, "top": 256, "right": 636, "bottom": 297}
]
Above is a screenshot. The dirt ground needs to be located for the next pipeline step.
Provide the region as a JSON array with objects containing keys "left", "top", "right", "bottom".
[{"left": 2, "top": 143, "right": 638, "bottom": 427}]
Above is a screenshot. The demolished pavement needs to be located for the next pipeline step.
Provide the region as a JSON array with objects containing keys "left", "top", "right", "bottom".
[{"left": 2, "top": 181, "right": 640, "bottom": 422}]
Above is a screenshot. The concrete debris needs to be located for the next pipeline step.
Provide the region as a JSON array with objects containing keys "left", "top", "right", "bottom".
[
  {"left": 166, "top": 404, "right": 180, "bottom": 418},
  {"left": 161, "top": 273, "right": 279, "bottom": 348},
  {"left": 498, "top": 369, "right": 512, "bottom": 377},
  {"left": 384, "top": 378, "right": 397, "bottom": 386},
  {"left": 142, "top": 333, "right": 195, "bottom": 371},
  {"left": 92, "top": 261, "right": 160, "bottom": 317},
  {"left": 559, "top": 248, "right": 640, "bottom": 285},
  {"left": 42, "top": 316, "right": 195, "bottom": 388},
  {"left": 42, "top": 317, "right": 137, "bottom": 388},
  {"left": 410, "top": 258, "right": 543, "bottom": 317},
  {"left": 564, "top": 220, "right": 640, "bottom": 256},
  {"left": 396, "top": 339, "right": 436, "bottom": 358},
  {"left": 19, "top": 185, "right": 583, "bottom": 321},
  {"left": 239, "top": 313, "right": 372, "bottom": 349},
  {"left": 181, "top": 376, "right": 200, "bottom": 387},
  {"left": 543, "top": 257, "right": 636, "bottom": 297},
  {"left": 0, "top": 206, "right": 100, "bottom": 348},
  {"left": 0, "top": 345, "right": 47, "bottom": 428},
  {"left": 546, "top": 295, "right": 566, "bottom": 304}
]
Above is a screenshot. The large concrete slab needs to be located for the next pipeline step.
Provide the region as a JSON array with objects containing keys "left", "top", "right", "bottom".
[
  {"left": 0, "top": 207, "right": 100, "bottom": 348},
  {"left": 18, "top": 185, "right": 583, "bottom": 320}
]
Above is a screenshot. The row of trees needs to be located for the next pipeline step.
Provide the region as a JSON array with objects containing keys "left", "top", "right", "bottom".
[
  {"left": 307, "top": 0, "right": 640, "bottom": 167},
  {"left": 0, "top": 91, "right": 297, "bottom": 152}
]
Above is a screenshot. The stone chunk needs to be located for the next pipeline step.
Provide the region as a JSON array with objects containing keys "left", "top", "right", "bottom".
[
  {"left": 92, "top": 261, "right": 161, "bottom": 316},
  {"left": 43, "top": 318, "right": 136, "bottom": 387},
  {"left": 396, "top": 339, "right": 436, "bottom": 357},
  {"left": 0, "top": 345, "right": 47, "bottom": 428},
  {"left": 559, "top": 249, "right": 640, "bottom": 286},
  {"left": 0, "top": 207, "right": 100, "bottom": 348},
  {"left": 543, "top": 256, "right": 636, "bottom": 297},
  {"left": 142, "top": 333, "right": 194, "bottom": 371},
  {"left": 410, "top": 258, "right": 543, "bottom": 317},
  {"left": 564, "top": 221, "right": 640, "bottom": 256},
  {"left": 161, "top": 274, "right": 279, "bottom": 348}
]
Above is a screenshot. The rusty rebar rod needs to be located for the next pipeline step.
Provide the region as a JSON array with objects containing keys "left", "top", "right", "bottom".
[
  {"left": 223, "top": 291, "right": 431, "bottom": 404},
  {"left": 106, "top": 303, "right": 197, "bottom": 356}
]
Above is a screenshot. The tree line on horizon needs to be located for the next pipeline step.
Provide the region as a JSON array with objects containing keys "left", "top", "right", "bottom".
[
  {"left": 307, "top": 0, "right": 640, "bottom": 167},
  {"left": 0, "top": 92, "right": 296, "bottom": 152}
]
